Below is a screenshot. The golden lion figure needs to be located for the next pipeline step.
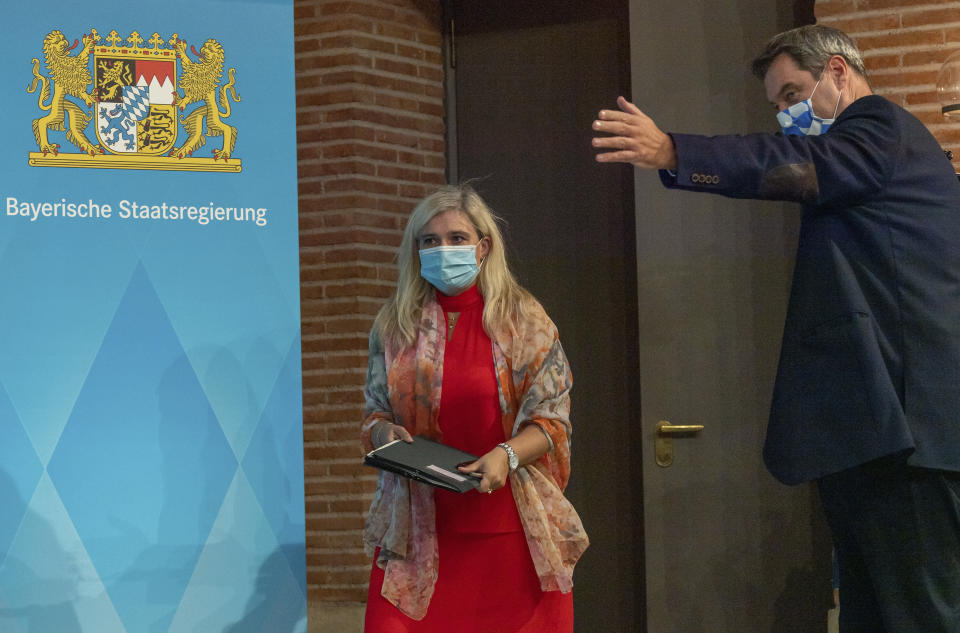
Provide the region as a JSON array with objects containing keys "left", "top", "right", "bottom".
[
  {"left": 27, "top": 30, "right": 103, "bottom": 156},
  {"left": 95, "top": 59, "right": 133, "bottom": 102},
  {"left": 170, "top": 37, "right": 240, "bottom": 161}
]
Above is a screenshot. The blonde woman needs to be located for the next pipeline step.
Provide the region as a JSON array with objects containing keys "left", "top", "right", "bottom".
[{"left": 361, "top": 185, "right": 588, "bottom": 632}]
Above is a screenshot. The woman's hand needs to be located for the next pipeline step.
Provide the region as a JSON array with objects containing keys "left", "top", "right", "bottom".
[
  {"left": 371, "top": 422, "right": 413, "bottom": 448},
  {"left": 458, "top": 448, "right": 509, "bottom": 494},
  {"left": 459, "top": 426, "right": 553, "bottom": 493}
]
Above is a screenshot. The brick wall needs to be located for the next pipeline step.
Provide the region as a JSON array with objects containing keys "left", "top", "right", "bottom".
[
  {"left": 294, "top": 0, "right": 446, "bottom": 610},
  {"left": 815, "top": 0, "right": 960, "bottom": 168}
]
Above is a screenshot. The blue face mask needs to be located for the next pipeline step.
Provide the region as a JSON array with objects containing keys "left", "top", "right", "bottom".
[
  {"left": 776, "top": 78, "right": 842, "bottom": 136},
  {"left": 419, "top": 244, "right": 482, "bottom": 295}
]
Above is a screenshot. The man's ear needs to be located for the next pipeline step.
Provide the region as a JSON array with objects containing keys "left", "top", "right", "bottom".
[{"left": 826, "top": 54, "right": 849, "bottom": 89}]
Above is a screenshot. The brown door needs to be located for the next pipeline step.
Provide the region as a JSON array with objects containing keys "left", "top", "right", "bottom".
[{"left": 450, "top": 1, "right": 832, "bottom": 631}]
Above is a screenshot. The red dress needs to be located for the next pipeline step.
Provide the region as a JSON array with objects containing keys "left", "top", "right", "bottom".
[{"left": 364, "top": 286, "right": 573, "bottom": 633}]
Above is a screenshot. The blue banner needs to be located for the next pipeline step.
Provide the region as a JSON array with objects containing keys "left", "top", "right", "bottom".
[{"left": 0, "top": 2, "right": 305, "bottom": 632}]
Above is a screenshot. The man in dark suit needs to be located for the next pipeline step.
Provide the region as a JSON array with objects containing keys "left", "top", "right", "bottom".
[{"left": 593, "top": 25, "right": 960, "bottom": 633}]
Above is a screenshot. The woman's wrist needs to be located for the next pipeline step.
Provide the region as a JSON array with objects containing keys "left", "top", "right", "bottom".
[
  {"left": 507, "top": 423, "right": 553, "bottom": 467},
  {"left": 371, "top": 422, "right": 392, "bottom": 448}
]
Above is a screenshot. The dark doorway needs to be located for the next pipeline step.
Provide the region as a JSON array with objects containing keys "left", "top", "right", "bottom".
[
  {"left": 446, "top": 1, "right": 831, "bottom": 631},
  {"left": 446, "top": 1, "right": 641, "bottom": 630}
]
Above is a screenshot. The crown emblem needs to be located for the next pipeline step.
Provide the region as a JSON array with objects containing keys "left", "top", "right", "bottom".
[{"left": 27, "top": 28, "right": 242, "bottom": 172}]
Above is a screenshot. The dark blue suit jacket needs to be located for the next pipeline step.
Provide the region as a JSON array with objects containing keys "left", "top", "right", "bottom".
[{"left": 660, "top": 95, "right": 960, "bottom": 484}]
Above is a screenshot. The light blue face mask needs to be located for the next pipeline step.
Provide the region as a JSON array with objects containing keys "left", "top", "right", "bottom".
[
  {"left": 776, "top": 78, "right": 842, "bottom": 136},
  {"left": 419, "top": 244, "right": 481, "bottom": 295}
]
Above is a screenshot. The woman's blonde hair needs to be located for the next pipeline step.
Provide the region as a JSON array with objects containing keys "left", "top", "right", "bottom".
[{"left": 374, "top": 184, "right": 534, "bottom": 348}]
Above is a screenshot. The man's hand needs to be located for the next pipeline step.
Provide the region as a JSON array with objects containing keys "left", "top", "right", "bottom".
[{"left": 592, "top": 96, "right": 678, "bottom": 170}]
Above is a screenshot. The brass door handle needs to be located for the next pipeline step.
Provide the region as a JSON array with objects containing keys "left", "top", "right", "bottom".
[
  {"left": 655, "top": 420, "right": 704, "bottom": 467},
  {"left": 657, "top": 421, "right": 705, "bottom": 435}
]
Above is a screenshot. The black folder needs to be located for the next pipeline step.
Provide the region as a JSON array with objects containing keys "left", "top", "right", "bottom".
[{"left": 364, "top": 436, "right": 482, "bottom": 493}]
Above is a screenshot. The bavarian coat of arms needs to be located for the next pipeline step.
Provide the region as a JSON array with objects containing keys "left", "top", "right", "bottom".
[{"left": 27, "top": 28, "right": 241, "bottom": 172}]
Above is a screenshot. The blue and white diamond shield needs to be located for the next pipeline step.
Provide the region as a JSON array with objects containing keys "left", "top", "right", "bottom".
[{"left": 97, "top": 86, "right": 151, "bottom": 153}]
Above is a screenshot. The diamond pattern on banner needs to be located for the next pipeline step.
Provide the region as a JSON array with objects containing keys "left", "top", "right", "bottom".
[
  {"left": 47, "top": 263, "right": 238, "bottom": 633},
  {"left": 0, "top": 383, "right": 43, "bottom": 571},
  {"left": 242, "top": 333, "right": 307, "bottom": 596},
  {"left": 167, "top": 471, "right": 306, "bottom": 633},
  {"left": 0, "top": 221, "right": 137, "bottom": 465},
  {"left": 0, "top": 473, "right": 126, "bottom": 633},
  {"left": 140, "top": 221, "right": 299, "bottom": 459}
]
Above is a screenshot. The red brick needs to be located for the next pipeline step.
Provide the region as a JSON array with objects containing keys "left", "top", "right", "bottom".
[
  {"left": 305, "top": 531, "right": 367, "bottom": 550},
  {"left": 296, "top": 109, "right": 322, "bottom": 126},
  {"left": 321, "top": 177, "right": 400, "bottom": 196},
  {"left": 304, "top": 514, "right": 365, "bottom": 531},
  {"left": 934, "top": 127, "right": 960, "bottom": 143},
  {"left": 329, "top": 462, "right": 380, "bottom": 480},
  {"left": 302, "top": 351, "right": 369, "bottom": 370},
  {"left": 293, "top": 4, "right": 316, "bottom": 19},
  {"left": 305, "top": 441, "right": 364, "bottom": 460},
  {"left": 299, "top": 87, "right": 372, "bottom": 108},
  {"left": 296, "top": 39, "right": 321, "bottom": 54},
  {"left": 319, "top": 421, "right": 372, "bottom": 443},
  {"left": 396, "top": 42, "right": 430, "bottom": 62},
  {"left": 316, "top": 51, "right": 374, "bottom": 69},
  {"left": 324, "top": 106, "right": 442, "bottom": 134},
  {"left": 315, "top": 15, "right": 376, "bottom": 35},
  {"left": 418, "top": 100, "right": 444, "bottom": 117},
  {"left": 323, "top": 317, "right": 376, "bottom": 335},
  {"left": 297, "top": 181, "right": 325, "bottom": 198},
  {"left": 373, "top": 91, "right": 422, "bottom": 112},
  {"left": 301, "top": 335, "right": 371, "bottom": 353},
  {"left": 374, "top": 57, "right": 419, "bottom": 76},
  {"left": 376, "top": 164, "right": 423, "bottom": 181},
  {"left": 373, "top": 127, "right": 420, "bottom": 148},
  {"left": 913, "top": 108, "right": 948, "bottom": 124},
  {"left": 307, "top": 586, "right": 368, "bottom": 602},
  {"left": 324, "top": 279, "right": 396, "bottom": 298},
  {"left": 302, "top": 261, "right": 379, "bottom": 280},
  {"left": 859, "top": 0, "right": 958, "bottom": 9},
  {"left": 321, "top": 33, "right": 397, "bottom": 56},
  {"left": 813, "top": 0, "right": 857, "bottom": 19},
  {"left": 857, "top": 29, "right": 945, "bottom": 51},
  {"left": 330, "top": 210, "right": 402, "bottom": 230},
  {"left": 319, "top": 1, "right": 397, "bottom": 21},
  {"left": 311, "top": 568, "right": 370, "bottom": 587},
  {"left": 902, "top": 7, "right": 960, "bottom": 28},
  {"left": 418, "top": 64, "right": 444, "bottom": 82},
  {"left": 870, "top": 69, "right": 940, "bottom": 88},
  {"left": 328, "top": 498, "right": 373, "bottom": 514},
  {"left": 902, "top": 49, "right": 955, "bottom": 67},
  {"left": 308, "top": 550, "right": 370, "bottom": 567},
  {"left": 828, "top": 14, "right": 902, "bottom": 35},
  {"left": 323, "top": 245, "right": 397, "bottom": 264},
  {"left": 297, "top": 15, "right": 375, "bottom": 37},
  {"left": 900, "top": 88, "right": 934, "bottom": 104}
]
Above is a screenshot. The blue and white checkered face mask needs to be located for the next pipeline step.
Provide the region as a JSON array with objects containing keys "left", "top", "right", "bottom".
[{"left": 776, "top": 77, "right": 842, "bottom": 136}]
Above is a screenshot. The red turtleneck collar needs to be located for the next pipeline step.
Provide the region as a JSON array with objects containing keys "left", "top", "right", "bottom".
[{"left": 436, "top": 284, "right": 483, "bottom": 311}]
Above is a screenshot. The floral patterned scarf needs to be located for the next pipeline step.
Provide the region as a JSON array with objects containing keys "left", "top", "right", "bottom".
[{"left": 361, "top": 298, "right": 589, "bottom": 620}]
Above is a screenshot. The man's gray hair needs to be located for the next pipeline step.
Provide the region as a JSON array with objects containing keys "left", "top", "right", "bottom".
[{"left": 751, "top": 24, "right": 868, "bottom": 82}]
